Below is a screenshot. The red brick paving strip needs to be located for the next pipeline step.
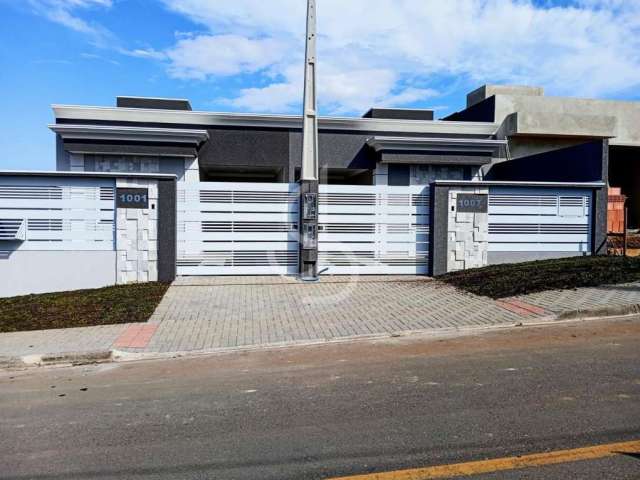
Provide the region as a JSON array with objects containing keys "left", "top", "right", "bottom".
[
  {"left": 505, "top": 299, "right": 549, "bottom": 316},
  {"left": 495, "top": 299, "right": 549, "bottom": 317},
  {"left": 113, "top": 324, "right": 158, "bottom": 349}
]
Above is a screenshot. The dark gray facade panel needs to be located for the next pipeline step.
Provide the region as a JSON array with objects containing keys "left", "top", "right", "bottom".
[
  {"left": 56, "top": 135, "right": 70, "bottom": 171},
  {"left": 486, "top": 140, "right": 607, "bottom": 182},
  {"left": 388, "top": 164, "right": 410, "bottom": 186},
  {"left": 198, "top": 128, "right": 290, "bottom": 172},
  {"left": 592, "top": 140, "right": 609, "bottom": 255},
  {"left": 381, "top": 152, "right": 492, "bottom": 166},
  {"left": 157, "top": 179, "right": 177, "bottom": 283},
  {"left": 444, "top": 96, "right": 496, "bottom": 122},
  {"left": 117, "top": 97, "right": 192, "bottom": 111},
  {"left": 487, "top": 251, "right": 589, "bottom": 265},
  {"left": 430, "top": 184, "right": 450, "bottom": 276},
  {"left": 363, "top": 108, "right": 434, "bottom": 121},
  {"left": 289, "top": 131, "right": 376, "bottom": 170}
]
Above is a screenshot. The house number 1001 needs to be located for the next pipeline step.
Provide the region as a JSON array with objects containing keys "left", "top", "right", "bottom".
[{"left": 116, "top": 188, "right": 150, "bottom": 209}]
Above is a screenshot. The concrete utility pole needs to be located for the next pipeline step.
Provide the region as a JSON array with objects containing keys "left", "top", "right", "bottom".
[{"left": 299, "top": 0, "right": 319, "bottom": 280}]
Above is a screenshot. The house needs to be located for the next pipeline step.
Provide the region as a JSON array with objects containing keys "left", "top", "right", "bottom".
[{"left": 0, "top": 84, "right": 635, "bottom": 296}]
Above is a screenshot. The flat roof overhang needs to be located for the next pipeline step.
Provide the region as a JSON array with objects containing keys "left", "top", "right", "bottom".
[
  {"left": 49, "top": 124, "right": 210, "bottom": 144},
  {"left": 367, "top": 136, "right": 506, "bottom": 166},
  {"left": 52, "top": 105, "right": 500, "bottom": 136}
]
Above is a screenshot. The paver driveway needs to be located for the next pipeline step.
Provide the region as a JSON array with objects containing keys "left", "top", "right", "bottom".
[{"left": 142, "top": 276, "right": 531, "bottom": 353}]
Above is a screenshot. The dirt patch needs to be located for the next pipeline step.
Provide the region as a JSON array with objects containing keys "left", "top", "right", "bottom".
[
  {"left": 0, "top": 283, "right": 169, "bottom": 333},
  {"left": 439, "top": 256, "right": 640, "bottom": 299}
]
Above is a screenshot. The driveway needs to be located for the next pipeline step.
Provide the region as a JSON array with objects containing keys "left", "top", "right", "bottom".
[{"left": 141, "top": 276, "right": 532, "bottom": 354}]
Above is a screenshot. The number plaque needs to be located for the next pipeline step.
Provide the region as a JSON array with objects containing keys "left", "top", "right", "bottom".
[
  {"left": 456, "top": 194, "right": 488, "bottom": 213},
  {"left": 116, "top": 188, "right": 149, "bottom": 209}
]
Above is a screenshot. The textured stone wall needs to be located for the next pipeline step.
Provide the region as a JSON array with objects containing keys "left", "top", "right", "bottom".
[
  {"left": 115, "top": 178, "right": 159, "bottom": 284},
  {"left": 411, "top": 165, "right": 465, "bottom": 185},
  {"left": 95, "top": 156, "right": 160, "bottom": 173},
  {"left": 373, "top": 164, "right": 476, "bottom": 186},
  {"left": 81, "top": 154, "right": 193, "bottom": 181},
  {"left": 446, "top": 187, "right": 489, "bottom": 272},
  {"left": 373, "top": 163, "right": 483, "bottom": 185}
]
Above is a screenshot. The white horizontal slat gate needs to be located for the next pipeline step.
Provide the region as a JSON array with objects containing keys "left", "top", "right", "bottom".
[
  {"left": 318, "top": 185, "right": 430, "bottom": 275},
  {"left": 177, "top": 182, "right": 300, "bottom": 275},
  {"left": 488, "top": 187, "right": 592, "bottom": 253},
  {"left": 0, "top": 177, "right": 115, "bottom": 251}
]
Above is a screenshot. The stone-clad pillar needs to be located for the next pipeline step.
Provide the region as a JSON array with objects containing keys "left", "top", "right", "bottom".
[
  {"left": 431, "top": 183, "right": 490, "bottom": 276},
  {"left": 446, "top": 187, "right": 489, "bottom": 272},
  {"left": 115, "top": 178, "right": 159, "bottom": 284}
]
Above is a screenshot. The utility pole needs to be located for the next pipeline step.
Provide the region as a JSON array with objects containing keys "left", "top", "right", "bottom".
[{"left": 299, "top": 0, "right": 319, "bottom": 280}]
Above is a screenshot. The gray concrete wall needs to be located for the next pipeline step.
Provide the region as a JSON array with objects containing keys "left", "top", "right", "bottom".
[
  {"left": 0, "top": 250, "right": 116, "bottom": 297},
  {"left": 494, "top": 95, "right": 639, "bottom": 147},
  {"left": 467, "top": 85, "right": 544, "bottom": 108}
]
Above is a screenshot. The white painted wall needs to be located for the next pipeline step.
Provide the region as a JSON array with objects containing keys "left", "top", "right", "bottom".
[{"left": 0, "top": 250, "right": 116, "bottom": 297}]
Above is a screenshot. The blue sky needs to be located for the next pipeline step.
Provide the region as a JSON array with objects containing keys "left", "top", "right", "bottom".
[{"left": 1, "top": 0, "right": 639, "bottom": 170}]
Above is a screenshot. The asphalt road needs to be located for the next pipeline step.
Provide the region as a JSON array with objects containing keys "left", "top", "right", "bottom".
[{"left": 1, "top": 317, "right": 640, "bottom": 480}]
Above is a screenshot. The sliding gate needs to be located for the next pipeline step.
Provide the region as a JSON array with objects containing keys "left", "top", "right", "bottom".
[
  {"left": 177, "top": 182, "right": 431, "bottom": 276},
  {"left": 177, "top": 182, "right": 299, "bottom": 275},
  {"left": 318, "top": 185, "right": 430, "bottom": 274}
]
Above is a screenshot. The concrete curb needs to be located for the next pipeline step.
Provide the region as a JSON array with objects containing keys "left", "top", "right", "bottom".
[
  {"left": 0, "top": 350, "right": 113, "bottom": 369},
  {"left": 111, "top": 312, "right": 635, "bottom": 363},
  {"left": 556, "top": 303, "right": 640, "bottom": 320},
  {"left": 3, "top": 305, "right": 640, "bottom": 370}
]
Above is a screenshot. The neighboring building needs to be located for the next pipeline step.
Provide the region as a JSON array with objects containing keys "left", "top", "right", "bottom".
[{"left": 446, "top": 84, "right": 640, "bottom": 226}]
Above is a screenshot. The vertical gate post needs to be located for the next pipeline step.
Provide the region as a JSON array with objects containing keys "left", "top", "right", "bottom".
[{"left": 299, "top": 0, "right": 319, "bottom": 280}]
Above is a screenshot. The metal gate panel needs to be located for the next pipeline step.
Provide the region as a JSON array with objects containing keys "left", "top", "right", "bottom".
[
  {"left": 177, "top": 182, "right": 300, "bottom": 275},
  {"left": 488, "top": 187, "right": 592, "bottom": 253},
  {"left": 318, "top": 185, "right": 430, "bottom": 275},
  {"left": 0, "top": 177, "right": 115, "bottom": 251}
]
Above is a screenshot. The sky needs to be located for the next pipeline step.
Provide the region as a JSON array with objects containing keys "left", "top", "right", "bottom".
[{"left": 1, "top": 0, "right": 639, "bottom": 170}]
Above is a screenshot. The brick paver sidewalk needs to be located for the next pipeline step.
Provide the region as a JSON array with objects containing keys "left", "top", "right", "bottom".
[
  {"left": 2, "top": 277, "right": 640, "bottom": 363},
  {"left": 514, "top": 282, "right": 640, "bottom": 314},
  {"left": 140, "top": 277, "right": 530, "bottom": 354}
]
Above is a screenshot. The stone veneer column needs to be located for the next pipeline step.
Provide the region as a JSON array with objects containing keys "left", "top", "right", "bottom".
[
  {"left": 115, "top": 178, "right": 159, "bottom": 284},
  {"left": 446, "top": 187, "right": 489, "bottom": 272}
]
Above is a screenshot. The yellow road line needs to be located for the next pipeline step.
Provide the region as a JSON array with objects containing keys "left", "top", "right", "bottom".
[{"left": 330, "top": 439, "right": 640, "bottom": 480}]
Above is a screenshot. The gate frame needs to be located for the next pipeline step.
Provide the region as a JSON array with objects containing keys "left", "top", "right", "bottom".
[{"left": 430, "top": 180, "right": 607, "bottom": 276}]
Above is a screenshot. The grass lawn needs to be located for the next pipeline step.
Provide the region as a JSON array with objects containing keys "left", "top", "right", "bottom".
[
  {"left": 0, "top": 283, "right": 170, "bottom": 333},
  {"left": 438, "top": 256, "right": 640, "bottom": 299}
]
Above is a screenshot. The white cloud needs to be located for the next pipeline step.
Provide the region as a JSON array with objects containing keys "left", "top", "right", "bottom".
[
  {"left": 27, "top": 0, "right": 113, "bottom": 43},
  {"left": 159, "top": 0, "right": 640, "bottom": 113},
  {"left": 166, "top": 34, "right": 288, "bottom": 79}
]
